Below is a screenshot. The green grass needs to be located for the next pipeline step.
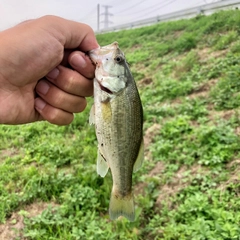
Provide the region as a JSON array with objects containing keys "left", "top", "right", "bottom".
[{"left": 1, "top": 9, "right": 240, "bottom": 239}]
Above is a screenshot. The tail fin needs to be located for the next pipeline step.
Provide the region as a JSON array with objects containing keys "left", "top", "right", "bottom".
[{"left": 109, "top": 191, "right": 135, "bottom": 222}]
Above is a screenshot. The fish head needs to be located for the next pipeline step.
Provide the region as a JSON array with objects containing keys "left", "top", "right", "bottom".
[{"left": 89, "top": 42, "right": 128, "bottom": 96}]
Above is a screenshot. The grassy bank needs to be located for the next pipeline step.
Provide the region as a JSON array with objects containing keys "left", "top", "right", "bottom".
[{"left": 1, "top": 9, "right": 240, "bottom": 239}]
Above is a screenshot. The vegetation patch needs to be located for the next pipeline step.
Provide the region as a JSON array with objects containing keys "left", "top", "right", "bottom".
[{"left": 1, "top": 9, "right": 240, "bottom": 239}]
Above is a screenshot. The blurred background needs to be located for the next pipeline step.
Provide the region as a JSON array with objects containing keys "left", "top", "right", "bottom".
[
  {"left": 0, "top": 0, "right": 226, "bottom": 31},
  {"left": 1, "top": 0, "right": 240, "bottom": 239}
]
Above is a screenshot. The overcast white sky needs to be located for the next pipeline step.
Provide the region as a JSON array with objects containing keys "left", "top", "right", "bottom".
[{"left": 0, "top": 0, "right": 219, "bottom": 31}]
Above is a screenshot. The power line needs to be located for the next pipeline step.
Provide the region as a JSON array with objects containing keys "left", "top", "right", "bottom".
[
  {"left": 192, "top": 0, "right": 207, "bottom": 6},
  {"left": 114, "top": 0, "right": 148, "bottom": 14},
  {"left": 131, "top": 0, "right": 177, "bottom": 21},
  {"left": 105, "top": 0, "right": 135, "bottom": 7},
  {"left": 115, "top": 0, "right": 176, "bottom": 17},
  {"left": 204, "top": 0, "right": 219, "bottom": 3},
  {"left": 78, "top": 6, "right": 97, "bottom": 22}
]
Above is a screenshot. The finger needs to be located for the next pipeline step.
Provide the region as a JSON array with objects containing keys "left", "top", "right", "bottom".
[
  {"left": 38, "top": 16, "right": 99, "bottom": 52},
  {"left": 68, "top": 51, "right": 95, "bottom": 79},
  {"left": 35, "top": 80, "right": 87, "bottom": 113},
  {"left": 34, "top": 98, "right": 74, "bottom": 125},
  {"left": 46, "top": 65, "right": 93, "bottom": 97},
  {"left": 60, "top": 49, "right": 73, "bottom": 67}
]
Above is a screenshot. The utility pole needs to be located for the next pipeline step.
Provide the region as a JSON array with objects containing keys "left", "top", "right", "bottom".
[
  {"left": 101, "top": 5, "right": 113, "bottom": 29},
  {"left": 97, "top": 4, "right": 100, "bottom": 31}
]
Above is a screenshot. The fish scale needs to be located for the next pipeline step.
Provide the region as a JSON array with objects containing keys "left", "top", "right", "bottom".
[{"left": 89, "top": 42, "right": 144, "bottom": 221}]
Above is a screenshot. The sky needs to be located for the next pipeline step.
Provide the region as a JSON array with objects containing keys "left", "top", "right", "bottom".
[{"left": 0, "top": 0, "right": 220, "bottom": 31}]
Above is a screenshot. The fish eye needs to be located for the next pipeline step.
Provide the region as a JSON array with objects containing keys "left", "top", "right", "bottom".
[{"left": 114, "top": 55, "right": 123, "bottom": 63}]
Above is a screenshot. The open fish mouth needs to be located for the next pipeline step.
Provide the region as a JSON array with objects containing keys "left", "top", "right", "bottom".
[{"left": 99, "top": 82, "right": 113, "bottom": 94}]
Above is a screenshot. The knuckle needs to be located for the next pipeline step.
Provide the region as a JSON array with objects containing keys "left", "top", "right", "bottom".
[
  {"left": 46, "top": 108, "right": 60, "bottom": 124},
  {"left": 51, "top": 91, "right": 65, "bottom": 107},
  {"left": 46, "top": 108, "right": 73, "bottom": 125},
  {"left": 65, "top": 74, "right": 76, "bottom": 92}
]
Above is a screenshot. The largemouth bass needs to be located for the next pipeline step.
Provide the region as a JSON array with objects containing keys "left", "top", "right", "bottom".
[{"left": 89, "top": 42, "right": 144, "bottom": 222}]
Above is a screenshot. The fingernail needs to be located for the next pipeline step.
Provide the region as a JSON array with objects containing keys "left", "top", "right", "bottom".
[
  {"left": 46, "top": 68, "right": 59, "bottom": 79},
  {"left": 70, "top": 54, "right": 87, "bottom": 68},
  {"left": 35, "top": 98, "right": 46, "bottom": 110},
  {"left": 37, "top": 81, "right": 49, "bottom": 95}
]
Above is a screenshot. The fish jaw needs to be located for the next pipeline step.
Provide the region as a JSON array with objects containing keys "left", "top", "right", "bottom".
[
  {"left": 97, "top": 76, "right": 126, "bottom": 95},
  {"left": 89, "top": 42, "right": 127, "bottom": 96},
  {"left": 89, "top": 42, "right": 119, "bottom": 65}
]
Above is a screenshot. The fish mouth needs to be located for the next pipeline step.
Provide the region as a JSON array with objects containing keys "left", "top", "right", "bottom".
[
  {"left": 88, "top": 47, "right": 100, "bottom": 65},
  {"left": 99, "top": 82, "right": 113, "bottom": 94}
]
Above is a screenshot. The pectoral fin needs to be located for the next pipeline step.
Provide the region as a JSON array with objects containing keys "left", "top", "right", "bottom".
[
  {"left": 89, "top": 104, "right": 95, "bottom": 125},
  {"left": 97, "top": 148, "right": 109, "bottom": 177},
  {"left": 133, "top": 139, "right": 144, "bottom": 172}
]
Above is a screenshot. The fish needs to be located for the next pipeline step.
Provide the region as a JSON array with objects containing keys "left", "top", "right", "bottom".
[{"left": 89, "top": 42, "right": 144, "bottom": 222}]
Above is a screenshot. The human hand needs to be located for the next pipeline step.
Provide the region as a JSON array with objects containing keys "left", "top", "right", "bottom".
[{"left": 0, "top": 15, "right": 99, "bottom": 125}]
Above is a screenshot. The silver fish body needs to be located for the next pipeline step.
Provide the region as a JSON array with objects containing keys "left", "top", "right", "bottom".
[{"left": 89, "top": 42, "right": 144, "bottom": 221}]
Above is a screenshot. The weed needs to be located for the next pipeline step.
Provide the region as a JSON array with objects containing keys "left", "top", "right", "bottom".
[
  {"left": 1, "top": 9, "right": 240, "bottom": 240},
  {"left": 230, "top": 40, "right": 240, "bottom": 53},
  {"left": 210, "top": 64, "right": 240, "bottom": 109},
  {"left": 177, "top": 50, "right": 200, "bottom": 72},
  {"left": 173, "top": 32, "right": 197, "bottom": 53},
  {"left": 214, "top": 31, "right": 239, "bottom": 50}
]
